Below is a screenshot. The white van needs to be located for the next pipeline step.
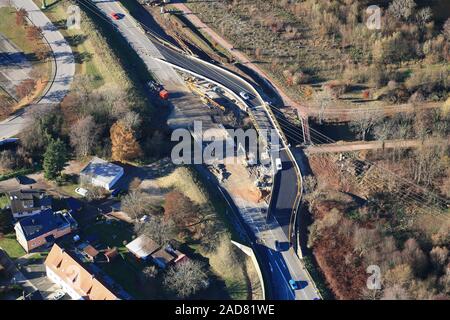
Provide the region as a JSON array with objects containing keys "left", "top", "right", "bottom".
[{"left": 275, "top": 158, "right": 282, "bottom": 171}]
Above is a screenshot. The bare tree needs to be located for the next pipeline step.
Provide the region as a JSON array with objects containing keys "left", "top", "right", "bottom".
[
  {"left": 121, "top": 111, "right": 142, "bottom": 131},
  {"left": 443, "top": 18, "right": 450, "bottom": 40},
  {"left": 70, "top": 116, "right": 98, "bottom": 158},
  {"left": 350, "top": 111, "right": 382, "bottom": 141},
  {"left": 388, "top": 0, "right": 417, "bottom": 21},
  {"left": 135, "top": 216, "right": 176, "bottom": 247},
  {"left": 142, "top": 265, "right": 158, "bottom": 281},
  {"left": 163, "top": 260, "right": 208, "bottom": 298},
  {"left": 0, "top": 96, "right": 12, "bottom": 117},
  {"left": 121, "top": 191, "right": 152, "bottom": 221}
]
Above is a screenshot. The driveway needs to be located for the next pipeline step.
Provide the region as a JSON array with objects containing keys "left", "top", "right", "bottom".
[{"left": 0, "top": 0, "right": 75, "bottom": 140}]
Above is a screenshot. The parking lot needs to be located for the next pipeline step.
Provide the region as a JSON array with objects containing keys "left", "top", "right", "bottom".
[{"left": 17, "top": 255, "right": 69, "bottom": 300}]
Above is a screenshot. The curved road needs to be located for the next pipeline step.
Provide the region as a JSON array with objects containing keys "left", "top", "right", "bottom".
[
  {"left": 87, "top": 0, "right": 319, "bottom": 300},
  {"left": 0, "top": 0, "right": 75, "bottom": 140}
]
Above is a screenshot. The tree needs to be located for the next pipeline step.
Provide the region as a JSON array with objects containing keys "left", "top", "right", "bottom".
[
  {"left": 0, "top": 209, "right": 13, "bottom": 234},
  {"left": 142, "top": 265, "right": 158, "bottom": 281},
  {"left": 43, "top": 139, "right": 68, "bottom": 180},
  {"left": 135, "top": 216, "right": 175, "bottom": 247},
  {"left": 0, "top": 96, "right": 12, "bottom": 117},
  {"left": 15, "top": 79, "right": 36, "bottom": 99},
  {"left": 388, "top": 0, "right": 417, "bottom": 21},
  {"left": 349, "top": 111, "right": 381, "bottom": 141},
  {"left": 15, "top": 8, "right": 28, "bottom": 26},
  {"left": 164, "top": 191, "right": 200, "bottom": 229},
  {"left": 442, "top": 18, "right": 450, "bottom": 41},
  {"left": 70, "top": 116, "right": 98, "bottom": 158},
  {"left": 110, "top": 120, "right": 142, "bottom": 162},
  {"left": 163, "top": 260, "right": 208, "bottom": 298},
  {"left": 20, "top": 107, "right": 63, "bottom": 157},
  {"left": 26, "top": 26, "right": 43, "bottom": 41},
  {"left": 121, "top": 191, "right": 152, "bottom": 221},
  {"left": 35, "top": 46, "right": 49, "bottom": 61},
  {"left": 0, "top": 150, "right": 16, "bottom": 171}
]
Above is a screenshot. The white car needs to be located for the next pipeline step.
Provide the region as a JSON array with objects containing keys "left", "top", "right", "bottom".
[
  {"left": 239, "top": 91, "right": 250, "bottom": 100},
  {"left": 75, "top": 187, "right": 88, "bottom": 197},
  {"left": 49, "top": 290, "right": 65, "bottom": 300},
  {"left": 275, "top": 158, "right": 282, "bottom": 171}
]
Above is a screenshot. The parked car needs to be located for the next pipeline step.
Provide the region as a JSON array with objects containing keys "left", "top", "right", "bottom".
[
  {"left": 239, "top": 91, "right": 250, "bottom": 100},
  {"left": 49, "top": 290, "right": 65, "bottom": 300},
  {"left": 75, "top": 187, "right": 88, "bottom": 197},
  {"left": 289, "top": 279, "right": 299, "bottom": 290},
  {"left": 275, "top": 158, "right": 283, "bottom": 171}
]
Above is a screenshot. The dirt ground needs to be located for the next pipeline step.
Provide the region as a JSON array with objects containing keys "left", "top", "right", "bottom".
[{"left": 222, "top": 159, "right": 263, "bottom": 204}]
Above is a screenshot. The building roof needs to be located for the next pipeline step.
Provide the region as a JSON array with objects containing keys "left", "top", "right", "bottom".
[
  {"left": 126, "top": 235, "right": 160, "bottom": 259},
  {"left": 83, "top": 245, "right": 99, "bottom": 259},
  {"left": 151, "top": 248, "right": 175, "bottom": 267},
  {"left": 16, "top": 209, "right": 70, "bottom": 241},
  {"left": 8, "top": 189, "right": 51, "bottom": 214},
  {"left": 45, "top": 244, "right": 119, "bottom": 300},
  {"left": 80, "top": 157, "right": 123, "bottom": 186}
]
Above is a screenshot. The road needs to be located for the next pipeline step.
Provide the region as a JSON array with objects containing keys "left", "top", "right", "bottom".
[
  {"left": 84, "top": 0, "right": 320, "bottom": 300},
  {"left": 0, "top": 0, "right": 75, "bottom": 140}
]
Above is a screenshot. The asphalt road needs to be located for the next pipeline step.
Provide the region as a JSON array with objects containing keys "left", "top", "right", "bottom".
[
  {"left": 0, "top": 0, "right": 75, "bottom": 140},
  {"left": 87, "top": 0, "right": 320, "bottom": 300}
]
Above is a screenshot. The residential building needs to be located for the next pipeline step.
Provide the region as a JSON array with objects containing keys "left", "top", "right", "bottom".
[
  {"left": 14, "top": 209, "right": 74, "bottom": 253},
  {"left": 151, "top": 248, "right": 175, "bottom": 269},
  {"left": 7, "top": 189, "right": 52, "bottom": 219},
  {"left": 44, "top": 244, "right": 119, "bottom": 300},
  {"left": 79, "top": 157, "right": 124, "bottom": 190},
  {"left": 126, "top": 235, "right": 160, "bottom": 260}
]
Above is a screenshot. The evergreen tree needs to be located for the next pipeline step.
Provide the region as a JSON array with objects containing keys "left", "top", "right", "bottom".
[{"left": 43, "top": 139, "right": 68, "bottom": 180}]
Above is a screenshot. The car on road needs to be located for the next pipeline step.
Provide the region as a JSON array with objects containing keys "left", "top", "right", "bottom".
[
  {"left": 111, "top": 12, "right": 122, "bottom": 20},
  {"left": 239, "top": 91, "right": 250, "bottom": 100},
  {"left": 75, "top": 187, "right": 88, "bottom": 197},
  {"left": 49, "top": 290, "right": 65, "bottom": 300},
  {"left": 289, "top": 279, "right": 299, "bottom": 290},
  {"left": 275, "top": 158, "right": 282, "bottom": 171}
]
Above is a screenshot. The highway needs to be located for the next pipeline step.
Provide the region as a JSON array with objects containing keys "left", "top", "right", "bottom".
[
  {"left": 0, "top": 0, "right": 75, "bottom": 140},
  {"left": 82, "top": 0, "right": 320, "bottom": 300}
]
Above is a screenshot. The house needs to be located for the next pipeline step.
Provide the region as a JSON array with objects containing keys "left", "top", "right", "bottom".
[
  {"left": 44, "top": 244, "right": 119, "bottom": 300},
  {"left": 151, "top": 248, "right": 175, "bottom": 269},
  {"left": 104, "top": 247, "right": 119, "bottom": 262},
  {"left": 126, "top": 235, "right": 160, "bottom": 260},
  {"left": 7, "top": 189, "right": 52, "bottom": 219},
  {"left": 83, "top": 245, "right": 99, "bottom": 262},
  {"left": 79, "top": 157, "right": 124, "bottom": 190},
  {"left": 14, "top": 209, "right": 73, "bottom": 253}
]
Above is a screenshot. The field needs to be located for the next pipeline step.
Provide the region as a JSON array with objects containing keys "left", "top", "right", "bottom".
[
  {"left": 0, "top": 6, "right": 52, "bottom": 113},
  {"left": 0, "top": 234, "right": 25, "bottom": 259}
]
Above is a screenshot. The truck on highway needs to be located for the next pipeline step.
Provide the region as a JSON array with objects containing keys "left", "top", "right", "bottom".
[{"left": 147, "top": 80, "right": 169, "bottom": 100}]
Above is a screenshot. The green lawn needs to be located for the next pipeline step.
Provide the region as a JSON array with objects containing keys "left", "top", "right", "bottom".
[
  {"left": 0, "top": 234, "right": 25, "bottom": 259},
  {"left": 82, "top": 220, "right": 134, "bottom": 253},
  {"left": 0, "top": 7, "right": 36, "bottom": 54},
  {"left": 0, "top": 194, "right": 9, "bottom": 209},
  {"left": 35, "top": 0, "right": 105, "bottom": 89}
]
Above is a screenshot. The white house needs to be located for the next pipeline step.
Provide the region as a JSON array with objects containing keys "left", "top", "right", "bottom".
[
  {"left": 79, "top": 157, "right": 124, "bottom": 190},
  {"left": 45, "top": 244, "right": 119, "bottom": 300}
]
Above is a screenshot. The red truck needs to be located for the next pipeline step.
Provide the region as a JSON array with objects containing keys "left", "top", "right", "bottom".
[{"left": 147, "top": 80, "right": 169, "bottom": 100}]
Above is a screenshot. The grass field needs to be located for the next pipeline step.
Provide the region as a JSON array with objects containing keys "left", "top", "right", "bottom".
[
  {"left": 0, "top": 6, "right": 52, "bottom": 109},
  {"left": 0, "top": 233, "right": 25, "bottom": 259},
  {"left": 34, "top": 0, "right": 105, "bottom": 90}
]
